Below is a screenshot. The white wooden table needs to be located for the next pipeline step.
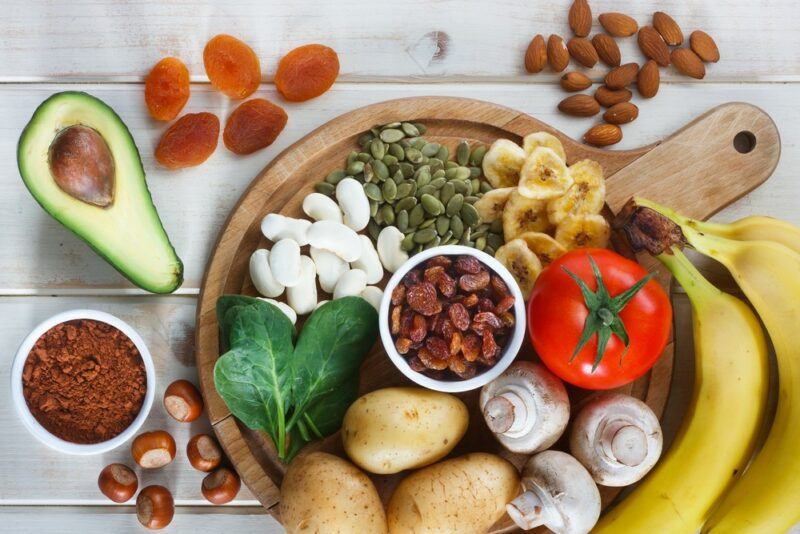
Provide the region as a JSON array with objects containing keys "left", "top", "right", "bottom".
[{"left": 0, "top": 1, "right": 797, "bottom": 532}]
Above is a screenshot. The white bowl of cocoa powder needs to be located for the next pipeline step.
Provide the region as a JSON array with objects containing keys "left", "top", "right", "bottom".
[{"left": 10, "top": 309, "right": 155, "bottom": 455}]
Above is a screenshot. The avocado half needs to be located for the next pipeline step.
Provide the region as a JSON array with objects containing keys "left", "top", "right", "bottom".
[{"left": 17, "top": 91, "right": 183, "bottom": 293}]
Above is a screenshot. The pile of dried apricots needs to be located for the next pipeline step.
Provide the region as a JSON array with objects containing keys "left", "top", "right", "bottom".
[{"left": 146, "top": 35, "right": 340, "bottom": 169}]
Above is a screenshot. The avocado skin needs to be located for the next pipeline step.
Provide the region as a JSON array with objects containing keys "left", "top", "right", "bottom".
[{"left": 17, "top": 91, "right": 184, "bottom": 293}]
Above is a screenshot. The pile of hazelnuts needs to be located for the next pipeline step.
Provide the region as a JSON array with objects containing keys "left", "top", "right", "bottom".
[{"left": 96, "top": 379, "right": 240, "bottom": 530}]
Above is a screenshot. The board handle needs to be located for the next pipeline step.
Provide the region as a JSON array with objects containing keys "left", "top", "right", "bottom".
[{"left": 605, "top": 102, "right": 780, "bottom": 220}]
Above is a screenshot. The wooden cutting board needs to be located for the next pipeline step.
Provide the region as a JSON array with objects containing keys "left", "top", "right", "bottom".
[{"left": 194, "top": 97, "right": 780, "bottom": 529}]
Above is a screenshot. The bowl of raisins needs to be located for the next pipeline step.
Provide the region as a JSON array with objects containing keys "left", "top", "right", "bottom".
[{"left": 379, "top": 245, "right": 526, "bottom": 392}]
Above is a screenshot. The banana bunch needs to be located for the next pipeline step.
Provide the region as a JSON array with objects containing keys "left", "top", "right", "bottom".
[
  {"left": 616, "top": 198, "right": 800, "bottom": 533},
  {"left": 479, "top": 132, "right": 609, "bottom": 298}
]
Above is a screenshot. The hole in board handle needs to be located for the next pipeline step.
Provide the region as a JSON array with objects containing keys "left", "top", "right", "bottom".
[{"left": 733, "top": 131, "right": 756, "bottom": 154}]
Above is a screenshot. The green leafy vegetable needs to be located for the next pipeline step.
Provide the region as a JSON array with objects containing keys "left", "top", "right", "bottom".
[{"left": 214, "top": 296, "right": 378, "bottom": 461}]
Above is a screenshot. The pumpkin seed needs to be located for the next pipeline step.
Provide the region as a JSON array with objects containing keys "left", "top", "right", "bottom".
[
  {"left": 325, "top": 169, "right": 346, "bottom": 185},
  {"left": 382, "top": 154, "right": 398, "bottom": 167},
  {"left": 363, "top": 162, "right": 374, "bottom": 182},
  {"left": 374, "top": 207, "right": 385, "bottom": 225},
  {"left": 456, "top": 141, "right": 470, "bottom": 166},
  {"left": 380, "top": 128, "right": 404, "bottom": 143},
  {"left": 409, "top": 204, "right": 425, "bottom": 227},
  {"left": 419, "top": 218, "right": 435, "bottom": 229},
  {"left": 440, "top": 182, "right": 455, "bottom": 205},
  {"left": 423, "top": 236, "right": 442, "bottom": 250},
  {"left": 370, "top": 127, "right": 381, "bottom": 138},
  {"left": 446, "top": 194, "right": 464, "bottom": 217},
  {"left": 401, "top": 122, "right": 420, "bottom": 137},
  {"left": 421, "top": 194, "right": 444, "bottom": 215},
  {"left": 459, "top": 227, "right": 472, "bottom": 245},
  {"left": 412, "top": 138, "right": 426, "bottom": 151},
  {"left": 444, "top": 167, "right": 458, "bottom": 180},
  {"left": 441, "top": 230, "right": 453, "bottom": 243},
  {"left": 414, "top": 244, "right": 424, "bottom": 254},
  {"left": 396, "top": 182, "right": 415, "bottom": 199},
  {"left": 364, "top": 182, "right": 382, "bottom": 202},
  {"left": 490, "top": 220, "right": 504, "bottom": 234},
  {"left": 370, "top": 139, "right": 386, "bottom": 160},
  {"left": 446, "top": 161, "right": 459, "bottom": 170},
  {"left": 399, "top": 138, "right": 411, "bottom": 149},
  {"left": 430, "top": 177, "right": 447, "bottom": 190},
  {"left": 368, "top": 220, "right": 381, "bottom": 241},
  {"left": 405, "top": 147, "right": 423, "bottom": 164},
  {"left": 347, "top": 160, "right": 365, "bottom": 175},
  {"left": 446, "top": 237, "right": 460, "bottom": 246},
  {"left": 472, "top": 225, "right": 488, "bottom": 239},
  {"left": 380, "top": 205, "right": 395, "bottom": 225},
  {"left": 389, "top": 143, "right": 405, "bottom": 160},
  {"left": 476, "top": 236, "right": 487, "bottom": 251},
  {"left": 484, "top": 246, "right": 495, "bottom": 256},
  {"left": 450, "top": 216, "right": 464, "bottom": 239},
  {"left": 471, "top": 179, "right": 481, "bottom": 195},
  {"left": 418, "top": 184, "right": 437, "bottom": 196},
  {"left": 315, "top": 182, "right": 335, "bottom": 196},
  {"left": 382, "top": 122, "right": 401, "bottom": 129},
  {"left": 436, "top": 145, "right": 449, "bottom": 161},
  {"left": 347, "top": 151, "right": 358, "bottom": 166},
  {"left": 470, "top": 166, "right": 482, "bottom": 179},
  {"left": 454, "top": 166, "right": 471, "bottom": 181},
  {"left": 357, "top": 152, "right": 371, "bottom": 163},
  {"left": 358, "top": 132, "right": 374, "bottom": 147},
  {"left": 400, "top": 162, "right": 414, "bottom": 178},
  {"left": 480, "top": 180, "right": 493, "bottom": 193},
  {"left": 470, "top": 145, "right": 487, "bottom": 166},
  {"left": 461, "top": 203, "right": 480, "bottom": 226},
  {"left": 465, "top": 195, "right": 480, "bottom": 204},
  {"left": 372, "top": 159, "right": 389, "bottom": 181},
  {"left": 395, "top": 196, "right": 417, "bottom": 212},
  {"left": 392, "top": 170, "right": 404, "bottom": 185},
  {"left": 413, "top": 122, "right": 427, "bottom": 134},
  {"left": 401, "top": 233, "right": 416, "bottom": 251},
  {"left": 382, "top": 179, "right": 398, "bottom": 201},
  {"left": 453, "top": 179, "right": 470, "bottom": 195},
  {"left": 421, "top": 142, "right": 441, "bottom": 157},
  {"left": 396, "top": 210, "right": 409, "bottom": 231},
  {"left": 414, "top": 228, "right": 438, "bottom": 244},
  {"left": 369, "top": 199, "right": 379, "bottom": 217},
  {"left": 487, "top": 233, "right": 504, "bottom": 250},
  {"left": 436, "top": 216, "right": 450, "bottom": 236}
]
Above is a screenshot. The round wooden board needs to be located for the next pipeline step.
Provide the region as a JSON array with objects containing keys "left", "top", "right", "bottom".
[{"left": 195, "top": 97, "right": 780, "bottom": 531}]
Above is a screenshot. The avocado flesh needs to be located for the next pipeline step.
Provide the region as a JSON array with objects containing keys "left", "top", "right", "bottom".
[{"left": 17, "top": 91, "right": 183, "bottom": 293}]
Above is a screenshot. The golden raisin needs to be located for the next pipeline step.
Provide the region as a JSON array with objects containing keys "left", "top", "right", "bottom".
[
  {"left": 155, "top": 112, "right": 220, "bottom": 169},
  {"left": 203, "top": 34, "right": 261, "bottom": 99},
  {"left": 145, "top": 57, "right": 190, "bottom": 121},
  {"left": 223, "top": 99, "right": 288, "bottom": 155},
  {"left": 275, "top": 44, "right": 340, "bottom": 102}
]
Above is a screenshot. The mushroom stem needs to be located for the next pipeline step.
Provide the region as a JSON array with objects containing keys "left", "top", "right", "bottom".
[
  {"left": 484, "top": 388, "right": 536, "bottom": 435},
  {"left": 599, "top": 420, "right": 648, "bottom": 467},
  {"left": 506, "top": 488, "right": 552, "bottom": 531}
]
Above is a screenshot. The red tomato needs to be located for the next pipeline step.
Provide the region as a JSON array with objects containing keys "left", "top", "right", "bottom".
[{"left": 528, "top": 248, "right": 671, "bottom": 389}]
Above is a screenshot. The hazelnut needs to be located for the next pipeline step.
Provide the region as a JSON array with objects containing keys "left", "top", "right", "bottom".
[
  {"left": 136, "top": 485, "right": 174, "bottom": 530},
  {"left": 163, "top": 379, "right": 204, "bottom": 422},
  {"left": 201, "top": 467, "right": 241, "bottom": 505},
  {"left": 132, "top": 430, "right": 176, "bottom": 469},
  {"left": 97, "top": 463, "right": 138, "bottom": 503},
  {"left": 186, "top": 433, "right": 223, "bottom": 472}
]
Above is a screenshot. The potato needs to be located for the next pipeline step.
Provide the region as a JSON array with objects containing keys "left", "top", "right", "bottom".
[
  {"left": 387, "top": 453, "right": 520, "bottom": 534},
  {"left": 342, "top": 387, "right": 469, "bottom": 474},
  {"left": 280, "top": 452, "right": 387, "bottom": 534}
]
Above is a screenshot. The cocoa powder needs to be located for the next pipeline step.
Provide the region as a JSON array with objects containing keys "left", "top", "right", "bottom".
[{"left": 22, "top": 319, "right": 147, "bottom": 444}]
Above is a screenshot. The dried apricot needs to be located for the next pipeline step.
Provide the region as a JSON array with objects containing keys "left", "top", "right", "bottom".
[
  {"left": 145, "top": 57, "right": 190, "bottom": 121},
  {"left": 155, "top": 112, "right": 220, "bottom": 169},
  {"left": 275, "top": 44, "right": 340, "bottom": 102},
  {"left": 203, "top": 34, "right": 261, "bottom": 99},
  {"left": 223, "top": 99, "right": 288, "bottom": 155}
]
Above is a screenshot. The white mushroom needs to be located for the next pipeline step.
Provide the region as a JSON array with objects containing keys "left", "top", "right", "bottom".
[
  {"left": 351, "top": 235, "right": 384, "bottom": 284},
  {"left": 249, "top": 249, "right": 284, "bottom": 298},
  {"left": 376, "top": 226, "right": 408, "bottom": 273},
  {"left": 310, "top": 246, "right": 350, "bottom": 294},
  {"left": 360, "top": 286, "right": 383, "bottom": 312},
  {"left": 286, "top": 255, "right": 318, "bottom": 316},
  {"left": 479, "top": 361, "right": 570, "bottom": 454},
  {"left": 261, "top": 214, "right": 311, "bottom": 245},
  {"left": 569, "top": 393, "right": 663, "bottom": 487},
  {"left": 302, "top": 193, "right": 343, "bottom": 223},
  {"left": 336, "top": 178, "right": 370, "bottom": 231},
  {"left": 257, "top": 298, "right": 297, "bottom": 326},
  {"left": 307, "top": 220, "right": 362, "bottom": 262},
  {"left": 333, "top": 269, "right": 367, "bottom": 299},
  {"left": 269, "top": 239, "right": 302, "bottom": 287},
  {"left": 507, "top": 450, "right": 601, "bottom": 534}
]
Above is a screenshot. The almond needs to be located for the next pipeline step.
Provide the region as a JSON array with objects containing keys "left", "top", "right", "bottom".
[
  {"left": 567, "top": 37, "right": 599, "bottom": 68},
  {"left": 592, "top": 34, "right": 621, "bottom": 67},
  {"left": 568, "top": 0, "right": 592, "bottom": 38},
  {"left": 690, "top": 30, "right": 720, "bottom": 63},
  {"left": 558, "top": 94, "right": 601, "bottom": 117},
  {"left": 525, "top": 35, "right": 548, "bottom": 73},
  {"left": 653, "top": 11, "right": 684, "bottom": 45},
  {"left": 637, "top": 59, "right": 660, "bottom": 98},
  {"left": 599, "top": 13, "right": 638, "bottom": 37},
  {"left": 605, "top": 62, "right": 639, "bottom": 90},
  {"left": 560, "top": 71, "right": 593, "bottom": 92},
  {"left": 584, "top": 123, "right": 622, "bottom": 147},
  {"left": 595, "top": 85, "right": 632, "bottom": 107},
  {"left": 638, "top": 26, "right": 670, "bottom": 67},
  {"left": 671, "top": 48, "right": 705, "bottom": 79},
  {"left": 547, "top": 34, "right": 570, "bottom": 72},
  {"left": 603, "top": 102, "right": 639, "bottom": 124}
]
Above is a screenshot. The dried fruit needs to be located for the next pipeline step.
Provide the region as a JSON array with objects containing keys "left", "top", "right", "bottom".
[
  {"left": 568, "top": 0, "right": 592, "bottom": 38},
  {"left": 638, "top": 26, "right": 670, "bottom": 67},
  {"left": 567, "top": 38, "right": 599, "bottom": 68},
  {"left": 554, "top": 213, "right": 611, "bottom": 249},
  {"left": 426, "top": 336, "right": 451, "bottom": 360},
  {"left": 592, "top": 34, "right": 621, "bottom": 67},
  {"left": 495, "top": 239, "right": 542, "bottom": 299},
  {"left": 491, "top": 275, "right": 509, "bottom": 296},
  {"left": 155, "top": 112, "right": 220, "bottom": 169},
  {"left": 560, "top": 71, "right": 592, "bottom": 92},
  {"left": 671, "top": 48, "right": 706, "bottom": 79},
  {"left": 605, "top": 63, "right": 639, "bottom": 90},
  {"left": 495, "top": 295, "right": 516, "bottom": 314},
  {"left": 503, "top": 190, "right": 549, "bottom": 240},
  {"left": 653, "top": 11, "right": 684, "bottom": 45},
  {"left": 474, "top": 311, "right": 503, "bottom": 330},
  {"left": 603, "top": 102, "right": 639, "bottom": 124},
  {"left": 395, "top": 337, "right": 412, "bottom": 354},
  {"left": 459, "top": 270, "right": 490, "bottom": 292},
  {"left": 391, "top": 284, "right": 406, "bottom": 305},
  {"left": 223, "top": 99, "right": 288, "bottom": 155},
  {"left": 407, "top": 282, "right": 441, "bottom": 316},
  {"left": 410, "top": 314, "right": 428, "bottom": 342},
  {"left": 275, "top": 44, "right": 340, "bottom": 102},
  {"left": 482, "top": 331, "right": 500, "bottom": 359},
  {"left": 462, "top": 334, "right": 481, "bottom": 362},
  {"left": 144, "top": 57, "right": 190, "bottom": 121},
  {"left": 546, "top": 158, "right": 605, "bottom": 225},
  {"left": 525, "top": 35, "right": 548, "bottom": 74},
  {"left": 637, "top": 60, "right": 660, "bottom": 98},
  {"left": 427, "top": 255, "right": 452, "bottom": 268},
  {"left": 203, "top": 34, "right": 261, "bottom": 99},
  {"left": 583, "top": 123, "right": 622, "bottom": 147},
  {"left": 391, "top": 305, "right": 402, "bottom": 334},
  {"left": 418, "top": 347, "right": 448, "bottom": 370},
  {"left": 547, "top": 35, "right": 570, "bottom": 72},
  {"left": 599, "top": 13, "right": 639, "bottom": 37},
  {"left": 449, "top": 332, "right": 463, "bottom": 356},
  {"left": 558, "top": 94, "right": 601, "bottom": 117},
  {"left": 595, "top": 85, "right": 632, "bottom": 108},
  {"left": 449, "top": 303, "right": 471, "bottom": 331},
  {"left": 454, "top": 255, "right": 482, "bottom": 274},
  {"left": 690, "top": 30, "right": 720, "bottom": 63}
]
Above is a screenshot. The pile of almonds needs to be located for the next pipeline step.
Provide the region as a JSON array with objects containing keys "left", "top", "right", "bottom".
[{"left": 525, "top": 0, "right": 720, "bottom": 147}]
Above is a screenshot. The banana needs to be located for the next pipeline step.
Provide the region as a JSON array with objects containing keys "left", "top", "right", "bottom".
[
  {"left": 495, "top": 239, "right": 542, "bottom": 299},
  {"left": 547, "top": 159, "right": 605, "bottom": 225},
  {"left": 482, "top": 139, "right": 526, "bottom": 188},
  {"left": 593, "top": 247, "right": 769, "bottom": 534},
  {"left": 517, "top": 147, "right": 573, "bottom": 200},
  {"left": 474, "top": 186, "right": 515, "bottom": 223},
  {"left": 516, "top": 231, "right": 566, "bottom": 265},
  {"left": 522, "top": 131, "right": 567, "bottom": 162},
  {"left": 502, "top": 190, "right": 549, "bottom": 241},
  {"left": 554, "top": 213, "right": 609, "bottom": 250}
]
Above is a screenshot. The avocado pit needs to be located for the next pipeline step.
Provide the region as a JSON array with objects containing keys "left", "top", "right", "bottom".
[{"left": 48, "top": 125, "right": 115, "bottom": 207}]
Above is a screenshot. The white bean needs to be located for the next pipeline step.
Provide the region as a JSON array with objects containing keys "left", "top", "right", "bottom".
[
  {"left": 333, "top": 269, "right": 367, "bottom": 300},
  {"left": 310, "top": 246, "right": 349, "bottom": 294},
  {"left": 377, "top": 226, "right": 409, "bottom": 273},
  {"left": 360, "top": 286, "right": 384, "bottom": 312},
  {"left": 286, "top": 256, "right": 318, "bottom": 315},
  {"left": 315, "top": 300, "right": 330, "bottom": 311},
  {"left": 249, "top": 249, "right": 285, "bottom": 298},
  {"left": 336, "top": 178, "right": 370, "bottom": 231},
  {"left": 261, "top": 214, "right": 311, "bottom": 246},
  {"left": 302, "top": 193, "right": 343, "bottom": 223},
  {"left": 351, "top": 235, "right": 384, "bottom": 284},
  {"left": 307, "top": 220, "right": 362, "bottom": 262},
  {"left": 257, "top": 298, "right": 297, "bottom": 325},
  {"left": 269, "top": 239, "right": 302, "bottom": 287}
]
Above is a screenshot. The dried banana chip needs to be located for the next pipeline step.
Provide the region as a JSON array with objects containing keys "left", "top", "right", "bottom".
[
  {"left": 483, "top": 139, "right": 526, "bottom": 188},
  {"left": 518, "top": 147, "right": 573, "bottom": 200},
  {"left": 547, "top": 159, "right": 605, "bottom": 225},
  {"left": 517, "top": 232, "right": 567, "bottom": 265},
  {"left": 474, "top": 186, "right": 515, "bottom": 223},
  {"left": 495, "top": 239, "right": 543, "bottom": 300},
  {"left": 523, "top": 131, "right": 567, "bottom": 162},
  {"left": 503, "top": 190, "right": 549, "bottom": 241},
  {"left": 554, "top": 214, "right": 610, "bottom": 250}
]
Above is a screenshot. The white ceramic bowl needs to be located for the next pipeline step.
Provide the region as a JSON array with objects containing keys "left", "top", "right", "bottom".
[
  {"left": 379, "top": 245, "right": 526, "bottom": 392},
  {"left": 10, "top": 309, "right": 155, "bottom": 455}
]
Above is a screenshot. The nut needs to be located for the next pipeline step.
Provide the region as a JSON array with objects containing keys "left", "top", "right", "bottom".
[
  {"left": 690, "top": 30, "right": 720, "bottom": 63},
  {"left": 97, "top": 463, "right": 138, "bottom": 503},
  {"left": 592, "top": 34, "right": 621, "bottom": 67},
  {"left": 584, "top": 124, "right": 623, "bottom": 147},
  {"left": 187, "top": 434, "right": 223, "bottom": 472},
  {"left": 594, "top": 86, "right": 632, "bottom": 108},
  {"left": 671, "top": 48, "right": 706, "bottom": 79},
  {"left": 131, "top": 430, "right": 177, "bottom": 469},
  {"left": 547, "top": 35, "right": 570, "bottom": 72},
  {"left": 202, "top": 467, "right": 241, "bottom": 505},
  {"left": 567, "top": 37, "right": 599, "bottom": 68},
  {"left": 638, "top": 26, "right": 670, "bottom": 67},
  {"left": 653, "top": 11, "right": 684, "bottom": 45},
  {"left": 163, "top": 379, "right": 204, "bottom": 422},
  {"left": 560, "top": 71, "right": 592, "bottom": 92},
  {"left": 286, "top": 255, "right": 317, "bottom": 315},
  {"left": 137, "top": 485, "right": 174, "bottom": 530},
  {"left": 558, "top": 94, "right": 601, "bottom": 117},
  {"left": 603, "top": 102, "right": 639, "bottom": 124},
  {"left": 568, "top": 0, "right": 592, "bottom": 37},
  {"left": 605, "top": 63, "right": 639, "bottom": 90},
  {"left": 525, "top": 34, "right": 548, "bottom": 73},
  {"left": 598, "top": 13, "right": 638, "bottom": 37},
  {"left": 637, "top": 60, "right": 660, "bottom": 98}
]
